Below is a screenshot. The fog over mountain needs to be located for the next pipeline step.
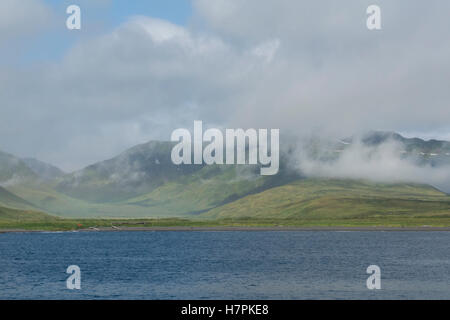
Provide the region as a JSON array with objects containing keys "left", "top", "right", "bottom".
[
  {"left": 294, "top": 136, "right": 450, "bottom": 193},
  {"left": 1, "top": 130, "right": 450, "bottom": 219},
  {"left": 0, "top": 0, "right": 449, "bottom": 178}
]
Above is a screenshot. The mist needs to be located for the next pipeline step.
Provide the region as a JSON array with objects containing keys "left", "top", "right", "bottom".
[{"left": 295, "top": 138, "right": 450, "bottom": 193}]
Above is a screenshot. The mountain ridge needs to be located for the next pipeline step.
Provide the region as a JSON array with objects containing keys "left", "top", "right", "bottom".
[{"left": 0, "top": 131, "right": 449, "bottom": 219}]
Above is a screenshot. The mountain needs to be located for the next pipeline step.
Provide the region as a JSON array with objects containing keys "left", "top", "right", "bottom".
[
  {"left": 4, "top": 156, "right": 298, "bottom": 218},
  {"left": 361, "top": 131, "right": 450, "bottom": 153},
  {"left": 0, "top": 132, "right": 449, "bottom": 220},
  {"left": 49, "top": 131, "right": 450, "bottom": 206},
  {"left": 21, "top": 158, "right": 65, "bottom": 181},
  {"left": 56, "top": 141, "right": 206, "bottom": 203},
  {"left": 121, "top": 163, "right": 298, "bottom": 215},
  {"left": 2, "top": 139, "right": 299, "bottom": 217},
  {"left": 360, "top": 131, "right": 450, "bottom": 166},
  {"left": 0, "top": 150, "right": 64, "bottom": 184},
  {"left": 0, "top": 150, "right": 37, "bottom": 184},
  {"left": 298, "top": 131, "right": 450, "bottom": 169}
]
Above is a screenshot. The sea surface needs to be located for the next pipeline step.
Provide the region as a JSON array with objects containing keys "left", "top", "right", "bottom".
[{"left": 0, "top": 231, "right": 449, "bottom": 299}]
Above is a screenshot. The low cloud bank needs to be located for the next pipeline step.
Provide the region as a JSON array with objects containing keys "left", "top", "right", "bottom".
[{"left": 295, "top": 139, "right": 450, "bottom": 193}]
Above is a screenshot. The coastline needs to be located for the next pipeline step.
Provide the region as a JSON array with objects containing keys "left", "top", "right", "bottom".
[{"left": 1, "top": 226, "right": 450, "bottom": 233}]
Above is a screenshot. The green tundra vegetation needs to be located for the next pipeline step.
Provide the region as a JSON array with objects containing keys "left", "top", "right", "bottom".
[
  {"left": 1, "top": 178, "right": 449, "bottom": 231},
  {"left": 1, "top": 133, "right": 450, "bottom": 231}
]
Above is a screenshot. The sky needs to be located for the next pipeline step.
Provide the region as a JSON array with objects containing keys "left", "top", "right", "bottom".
[{"left": 1, "top": 0, "right": 450, "bottom": 172}]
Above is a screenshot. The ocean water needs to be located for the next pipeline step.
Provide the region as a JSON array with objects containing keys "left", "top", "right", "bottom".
[{"left": 0, "top": 231, "right": 449, "bottom": 300}]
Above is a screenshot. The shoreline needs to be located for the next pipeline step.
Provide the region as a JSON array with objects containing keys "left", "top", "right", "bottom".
[{"left": 1, "top": 226, "right": 450, "bottom": 233}]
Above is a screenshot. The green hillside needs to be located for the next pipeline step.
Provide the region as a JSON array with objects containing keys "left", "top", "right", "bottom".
[
  {"left": 0, "top": 186, "right": 35, "bottom": 210},
  {"left": 55, "top": 140, "right": 299, "bottom": 204},
  {"left": 5, "top": 165, "right": 292, "bottom": 218},
  {"left": 2, "top": 178, "right": 450, "bottom": 229},
  {"left": 0, "top": 205, "right": 57, "bottom": 222},
  {"left": 123, "top": 165, "right": 266, "bottom": 214},
  {"left": 201, "top": 178, "right": 450, "bottom": 220},
  {"left": 56, "top": 141, "right": 204, "bottom": 203},
  {"left": 4, "top": 161, "right": 450, "bottom": 222},
  {"left": 6, "top": 183, "right": 180, "bottom": 218},
  {"left": 1, "top": 133, "right": 450, "bottom": 226}
]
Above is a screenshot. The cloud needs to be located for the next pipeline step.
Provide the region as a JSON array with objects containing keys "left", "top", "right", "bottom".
[
  {"left": 0, "top": 0, "right": 52, "bottom": 41},
  {"left": 191, "top": 0, "right": 450, "bottom": 135},
  {"left": 0, "top": 15, "right": 275, "bottom": 170},
  {"left": 0, "top": 0, "right": 450, "bottom": 175},
  {"left": 296, "top": 139, "right": 450, "bottom": 193}
]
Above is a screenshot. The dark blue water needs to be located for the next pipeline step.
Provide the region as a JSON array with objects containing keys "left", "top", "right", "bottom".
[{"left": 0, "top": 231, "right": 449, "bottom": 299}]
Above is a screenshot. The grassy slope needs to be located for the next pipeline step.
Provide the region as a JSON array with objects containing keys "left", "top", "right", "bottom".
[
  {"left": 2, "top": 177, "right": 450, "bottom": 229},
  {"left": 201, "top": 178, "right": 450, "bottom": 221},
  {"left": 5, "top": 184, "right": 187, "bottom": 218},
  {"left": 55, "top": 141, "right": 205, "bottom": 203},
  {"left": 3, "top": 177, "right": 450, "bottom": 228},
  {"left": 0, "top": 186, "right": 36, "bottom": 210},
  {"left": 4, "top": 166, "right": 271, "bottom": 218},
  {"left": 123, "top": 165, "right": 267, "bottom": 214},
  {"left": 0, "top": 205, "right": 57, "bottom": 222},
  {"left": 6, "top": 165, "right": 268, "bottom": 218}
]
